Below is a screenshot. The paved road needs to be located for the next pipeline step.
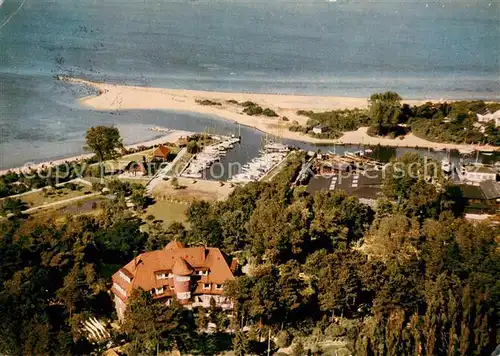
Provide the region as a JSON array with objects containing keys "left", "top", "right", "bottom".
[
  {"left": 146, "top": 147, "right": 187, "bottom": 194},
  {"left": 5, "top": 177, "right": 93, "bottom": 199},
  {"left": 22, "top": 192, "right": 100, "bottom": 214}
]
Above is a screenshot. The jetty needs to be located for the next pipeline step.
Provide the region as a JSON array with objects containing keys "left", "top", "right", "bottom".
[
  {"left": 229, "top": 142, "right": 290, "bottom": 184},
  {"left": 181, "top": 135, "right": 241, "bottom": 179}
]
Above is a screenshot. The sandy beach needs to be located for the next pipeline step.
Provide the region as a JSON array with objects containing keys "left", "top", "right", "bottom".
[
  {"left": 66, "top": 77, "right": 498, "bottom": 153},
  {"left": 0, "top": 130, "right": 191, "bottom": 176}
]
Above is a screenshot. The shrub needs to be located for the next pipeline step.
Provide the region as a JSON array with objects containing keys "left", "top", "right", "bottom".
[
  {"left": 187, "top": 141, "right": 201, "bottom": 154},
  {"left": 227, "top": 99, "right": 239, "bottom": 104},
  {"left": 195, "top": 99, "right": 221, "bottom": 106},
  {"left": 241, "top": 101, "right": 257, "bottom": 107},
  {"left": 91, "top": 182, "right": 105, "bottom": 192},
  {"left": 282, "top": 116, "right": 289, "bottom": 121},
  {"left": 262, "top": 108, "right": 278, "bottom": 117},
  {"left": 276, "top": 330, "right": 293, "bottom": 348},
  {"left": 64, "top": 182, "right": 77, "bottom": 191},
  {"left": 243, "top": 105, "right": 263, "bottom": 116}
]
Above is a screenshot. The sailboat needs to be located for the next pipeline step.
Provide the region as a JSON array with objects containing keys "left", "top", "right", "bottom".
[{"left": 441, "top": 150, "right": 452, "bottom": 174}]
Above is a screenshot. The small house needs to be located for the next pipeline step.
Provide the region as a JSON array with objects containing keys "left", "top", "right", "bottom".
[
  {"left": 456, "top": 180, "right": 500, "bottom": 214},
  {"left": 151, "top": 144, "right": 170, "bottom": 161},
  {"left": 312, "top": 125, "right": 326, "bottom": 135},
  {"left": 124, "top": 161, "right": 148, "bottom": 176},
  {"left": 461, "top": 165, "right": 497, "bottom": 184},
  {"left": 477, "top": 109, "right": 500, "bottom": 127},
  {"left": 176, "top": 137, "right": 189, "bottom": 147}
]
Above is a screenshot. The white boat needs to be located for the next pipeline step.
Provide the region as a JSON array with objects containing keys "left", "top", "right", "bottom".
[
  {"left": 441, "top": 157, "right": 452, "bottom": 174},
  {"left": 481, "top": 151, "right": 494, "bottom": 156}
]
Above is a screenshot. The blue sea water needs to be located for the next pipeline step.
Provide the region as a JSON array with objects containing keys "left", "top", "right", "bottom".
[{"left": 0, "top": 0, "right": 498, "bottom": 169}]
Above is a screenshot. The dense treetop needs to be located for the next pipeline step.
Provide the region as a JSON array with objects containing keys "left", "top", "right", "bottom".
[{"left": 0, "top": 151, "right": 498, "bottom": 355}]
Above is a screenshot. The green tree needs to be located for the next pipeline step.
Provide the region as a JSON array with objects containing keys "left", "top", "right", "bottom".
[
  {"left": 84, "top": 125, "right": 123, "bottom": 162},
  {"left": 369, "top": 91, "right": 402, "bottom": 135},
  {"left": 233, "top": 330, "right": 250, "bottom": 356},
  {"left": 0, "top": 197, "right": 27, "bottom": 217},
  {"left": 187, "top": 140, "right": 201, "bottom": 154},
  {"left": 186, "top": 200, "right": 222, "bottom": 246},
  {"left": 122, "top": 289, "right": 196, "bottom": 354}
]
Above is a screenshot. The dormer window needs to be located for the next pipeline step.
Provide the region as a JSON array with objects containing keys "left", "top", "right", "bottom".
[
  {"left": 198, "top": 270, "right": 208, "bottom": 276},
  {"left": 157, "top": 272, "right": 174, "bottom": 280},
  {"left": 119, "top": 270, "right": 132, "bottom": 283},
  {"left": 215, "top": 284, "right": 223, "bottom": 290},
  {"left": 155, "top": 287, "right": 164, "bottom": 295},
  {"left": 203, "top": 283, "right": 211, "bottom": 290},
  {"left": 169, "top": 285, "right": 175, "bottom": 290}
]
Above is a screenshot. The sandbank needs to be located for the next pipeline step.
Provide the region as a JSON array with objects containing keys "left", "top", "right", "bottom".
[{"left": 66, "top": 77, "right": 497, "bottom": 153}]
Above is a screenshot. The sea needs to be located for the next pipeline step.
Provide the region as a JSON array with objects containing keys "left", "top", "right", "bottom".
[{"left": 0, "top": 0, "right": 499, "bottom": 171}]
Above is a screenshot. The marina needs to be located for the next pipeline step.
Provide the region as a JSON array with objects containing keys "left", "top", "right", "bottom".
[
  {"left": 180, "top": 136, "right": 241, "bottom": 179},
  {"left": 229, "top": 141, "right": 290, "bottom": 184}
]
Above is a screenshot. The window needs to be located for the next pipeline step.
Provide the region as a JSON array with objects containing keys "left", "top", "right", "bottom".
[
  {"left": 198, "top": 270, "right": 208, "bottom": 276},
  {"left": 177, "top": 291, "right": 190, "bottom": 300},
  {"left": 170, "top": 285, "right": 175, "bottom": 290},
  {"left": 203, "top": 283, "right": 211, "bottom": 290},
  {"left": 155, "top": 287, "right": 164, "bottom": 295},
  {"left": 215, "top": 284, "right": 223, "bottom": 290},
  {"left": 157, "top": 272, "right": 173, "bottom": 280},
  {"left": 119, "top": 270, "right": 131, "bottom": 283},
  {"left": 113, "top": 283, "right": 127, "bottom": 296}
]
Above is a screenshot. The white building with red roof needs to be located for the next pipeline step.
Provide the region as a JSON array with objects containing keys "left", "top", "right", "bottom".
[{"left": 111, "top": 241, "right": 235, "bottom": 320}]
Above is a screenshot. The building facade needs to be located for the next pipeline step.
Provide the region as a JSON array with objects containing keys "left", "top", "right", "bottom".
[
  {"left": 111, "top": 241, "right": 235, "bottom": 320},
  {"left": 460, "top": 164, "right": 497, "bottom": 184}
]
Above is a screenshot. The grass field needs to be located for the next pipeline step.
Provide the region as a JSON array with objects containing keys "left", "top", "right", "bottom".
[
  {"left": 98, "top": 145, "right": 181, "bottom": 173},
  {"left": 21, "top": 185, "right": 93, "bottom": 208},
  {"left": 143, "top": 200, "right": 188, "bottom": 229},
  {"left": 152, "top": 177, "right": 234, "bottom": 202},
  {"left": 29, "top": 195, "right": 105, "bottom": 221}
]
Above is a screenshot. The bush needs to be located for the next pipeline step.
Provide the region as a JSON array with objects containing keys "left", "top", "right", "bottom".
[
  {"left": 243, "top": 105, "right": 263, "bottom": 116},
  {"left": 64, "top": 182, "right": 77, "bottom": 191},
  {"left": 146, "top": 214, "right": 155, "bottom": 221},
  {"left": 227, "top": 99, "right": 239, "bottom": 104},
  {"left": 276, "top": 330, "right": 293, "bottom": 348},
  {"left": 91, "top": 182, "right": 105, "bottom": 192},
  {"left": 187, "top": 141, "right": 201, "bottom": 154},
  {"left": 282, "top": 116, "right": 289, "bottom": 121},
  {"left": 195, "top": 99, "right": 221, "bottom": 106},
  {"left": 262, "top": 108, "right": 278, "bottom": 117},
  {"left": 241, "top": 101, "right": 257, "bottom": 107}
]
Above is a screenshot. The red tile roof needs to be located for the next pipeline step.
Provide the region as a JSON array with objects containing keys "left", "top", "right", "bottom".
[
  {"left": 172, "top": 257, "right": 194, "bottom": 276},
  {"left": 111, "top": 242, "right": 234, "bottom": 302},
  {"left": 152, "top": 145, "right": 170, "bottom": 158}
]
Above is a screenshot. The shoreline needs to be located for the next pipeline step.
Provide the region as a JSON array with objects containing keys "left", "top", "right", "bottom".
[
  {"left": 0, "top": 130, "right": 192, "bottom": 176},
  {"left": 63, "top": 77, "right": 498, "bottom": 153}
]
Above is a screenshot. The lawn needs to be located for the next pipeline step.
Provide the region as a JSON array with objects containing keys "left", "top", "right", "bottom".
[
  {"left": 143, "top": 199, "right": 188, "bottom": 229},
  {"left": 97, "top": 145, "right": 180, "bottom": 173},
  {"left": 20, "top": 185, "right": 94, "bottom": 208},
  {"left": 152, "top": 177, "right": 234, "bottom": 202},
  {"left": 86, "top": 176, "right": 150, "bottom": 186}
]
